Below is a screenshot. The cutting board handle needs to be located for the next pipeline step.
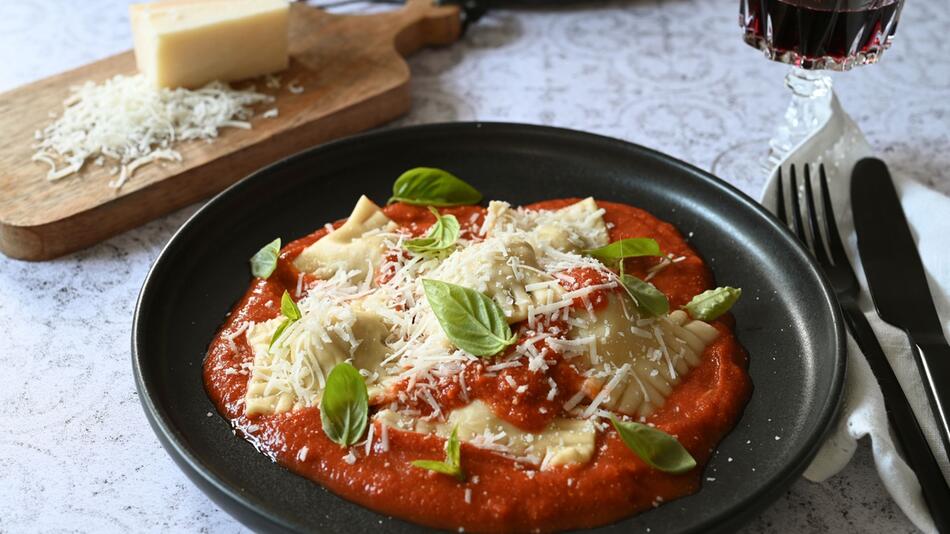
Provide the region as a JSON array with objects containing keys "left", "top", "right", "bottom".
[
  {"left": 391, "top": 0, "right": 462, "bottom": 52},
  {"left": 290, "top": 0, "right": 461, "bottom": 67}
]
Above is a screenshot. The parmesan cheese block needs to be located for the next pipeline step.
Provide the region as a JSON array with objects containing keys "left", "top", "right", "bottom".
[
  {"left": 131, "top": 0, "right": 289, "bottom": 89},
  {"left": 377, "top": 401, "right": 597, "bottom": 469},
  {"left": 294, "top": 196, "right": 396, "bottom": 282}
]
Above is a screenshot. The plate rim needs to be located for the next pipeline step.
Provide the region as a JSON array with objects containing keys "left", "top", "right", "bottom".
[{"left": 132, "top": 121, "right": 847, "bottom": 533}]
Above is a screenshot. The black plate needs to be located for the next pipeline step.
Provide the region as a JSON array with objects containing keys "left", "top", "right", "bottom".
[{"left": 133, "top": 122, "right": 846, "bottom": 533}]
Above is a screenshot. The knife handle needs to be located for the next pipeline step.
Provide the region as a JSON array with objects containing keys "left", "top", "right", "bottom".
[
  {"left": 910, "top": 340, "right": 950, "bottom": 464},
  {"left": 841, "top": 303, "right": 950, "bottom": 532}
]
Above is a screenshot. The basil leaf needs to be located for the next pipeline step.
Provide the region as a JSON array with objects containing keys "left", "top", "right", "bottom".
[
  {"left": 422, "top": 279, "right": 517, "bottom": 357},
  {"left": 389, "top": 167, "right": 483, "bottom": 207},
  {"left": 585, "top": 238, "right": 661, "bottom": 262},
  {"left": 445, "top": 424, "right": 461, "bottom": 468},
  {"left": 250, "top": 238, "right": 281, "bottom": 279},
  {"left": 269, "top": 318, "right": 291, "bottom": 349},
  {"left": 412, "top": 425, "right": 464, "bottom": 481},
  {"left": 270, "top": 291, "right": 302, "bottom": 349},
  {"left": 620, "top": 274, "right": 669, "bottom": 317},
  {"left": 281, "top": 290, "right": 301, "bottom": 321},
  {"left": 684, "top": 286, "right": 741, "bottom": 321},
  {"left": 404, "top": 207, "right": 460, "bottom": 254},
  {"left": 320, "top": 362, "right": 369, "bottom": 447},
  {"left": 411, "top": 460, "right": 459, "bottom": 477},
  {"left": 610, "top": 416, "right": 696, "bottom": 474}
]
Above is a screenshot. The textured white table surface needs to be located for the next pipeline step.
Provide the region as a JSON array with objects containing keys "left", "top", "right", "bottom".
[{"left": 1, "top": 0, "right": 947, "bottom": 532}]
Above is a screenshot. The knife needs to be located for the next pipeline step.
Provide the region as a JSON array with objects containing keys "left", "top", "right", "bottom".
[{"left": 852, "top": 157, "right": 950, "bottom": 460}]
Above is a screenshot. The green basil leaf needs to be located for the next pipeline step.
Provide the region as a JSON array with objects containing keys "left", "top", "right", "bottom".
[
  {"left": 585, "top": 238, "right": 662, "bottom": 261},
  {"left": 250, "top": 238, "right": 281, "bottom": 279},
  {"left": 410, "top": 460, "right": 459, "bottom": 477},
  {"left": 422, "top": 279, "right": 517, "bottom": 357},
  {"left": 270, "top": 291, "right": 302, "bottom": 349},
  {"left": 683, "top": 286, "right": 741, "bottom": 321},
  {"left": 411, "top": 425, "right": 464, "bottom": 481},
  {"left": 320, "top": 362, "right": 369, "bottom": 447},
  {"left": 610, "top": 416, "right": 696, "bottom": 474},
  {"left": 620, "top": 274, "right": 669, "bottom": 317},
  {"left": 269, "top": 291, "right": 302, "bottom": 349},
  {"left": 269, "top": 318, "right": 291, "bottom": 349},
  {"left": 404, "top": 207, "right": 460, "bottom": 254},
  {"left": 445, "top": 423, "right": 461, "bottom": 468},
  {"left": 281, "top": 290, "right": 301, "bottom": 321},
  {"left": 389, "top": 167, "right": 483, "bottom": 207}
]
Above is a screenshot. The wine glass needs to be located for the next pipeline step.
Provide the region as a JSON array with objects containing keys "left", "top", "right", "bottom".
[{"left": 739, "top": 0, "right": 906, "bottom": 164}]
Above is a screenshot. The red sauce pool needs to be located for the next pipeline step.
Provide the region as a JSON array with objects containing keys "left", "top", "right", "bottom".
[{"left": 203, "top": 198, "right": 751, "bottom": 532}]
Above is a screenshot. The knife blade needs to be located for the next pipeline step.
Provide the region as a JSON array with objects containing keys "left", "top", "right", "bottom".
[{"left": 851, "top": 156, "right": 950, "bottom": 459}]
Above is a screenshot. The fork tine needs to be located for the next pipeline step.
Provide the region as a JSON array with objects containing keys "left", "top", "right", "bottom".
[
  {"left": 819, "top": 164, "right": 848, "bottom": 266},
  {"left": 776, "top": 167, "right": 788, "bottom": 225},
  {"left": 788, "top": 164, "right": 809, "bottom": 248},
  {"left": 803, "top": 164, "right": 833, "bottom": 266}
]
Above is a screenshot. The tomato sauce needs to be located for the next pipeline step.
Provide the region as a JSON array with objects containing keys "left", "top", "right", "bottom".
[{"left": 203, "top": 198, "right": 751, "bottom": 532}]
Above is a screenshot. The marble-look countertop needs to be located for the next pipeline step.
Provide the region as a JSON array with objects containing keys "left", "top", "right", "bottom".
[{"left": 1, "top": 0, "right": 947, "bottom": 532}]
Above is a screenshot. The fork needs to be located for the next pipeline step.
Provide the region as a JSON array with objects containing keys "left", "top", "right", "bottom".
[{"left": 777, "top": 163, "right": 950, "bottom": 532}]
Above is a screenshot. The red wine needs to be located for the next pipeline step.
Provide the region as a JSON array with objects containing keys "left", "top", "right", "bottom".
[{"left": 741, "top": 0, "right": 904, "bottom": 70}]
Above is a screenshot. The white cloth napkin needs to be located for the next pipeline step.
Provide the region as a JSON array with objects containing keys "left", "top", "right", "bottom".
[{"left": 758, "top": 93, "right": 950, "bottom": 534}]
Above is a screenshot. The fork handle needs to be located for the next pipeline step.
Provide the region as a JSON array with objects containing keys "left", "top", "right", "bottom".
[
  {"left": 910, "top": 340, "right": 950, "bottom": 466},
  {"left": 842, "top": 302, "right": 950, "bottom": 532}
]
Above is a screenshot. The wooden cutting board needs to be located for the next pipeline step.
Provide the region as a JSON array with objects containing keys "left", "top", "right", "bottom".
[{"left": 0, "top": 0, "right": 460, "bottom": 261}]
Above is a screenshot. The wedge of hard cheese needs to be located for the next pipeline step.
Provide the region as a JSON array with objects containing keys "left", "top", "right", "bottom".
[{"left": 130, "top": 0, "right": 289, "bottom": 89}]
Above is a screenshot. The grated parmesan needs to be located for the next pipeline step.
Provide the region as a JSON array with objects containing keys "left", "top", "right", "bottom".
[
  {"left": 32, "top": 74, "right": 274, "bottom": 188},
  {"left": 237, "top": 195, "right": 715, "bottom": 466}
]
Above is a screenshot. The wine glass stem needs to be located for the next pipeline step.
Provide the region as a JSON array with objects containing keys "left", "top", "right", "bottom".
[{"left": 768, "top": 67, "right": 833, "bottom": 166}]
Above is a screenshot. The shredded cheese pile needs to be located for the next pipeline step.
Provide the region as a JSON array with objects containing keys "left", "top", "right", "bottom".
[{"left": 31, "top": 73, "right": 274, "bottom": 188}]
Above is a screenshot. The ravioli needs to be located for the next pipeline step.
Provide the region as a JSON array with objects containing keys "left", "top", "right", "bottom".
[
  {"left": 427, "top": 237, "right": 563, "bottom": 324},
  {"left": 293, "top": 195, "right": 396, "bottom": 281},
  {"left": 534, "top": 197, "right": 610, "bottom": 252},
  {"left": 482, "top": 197, "right": 609, "bottom": 253},
  {"left": 244, "top": 300, "right": 392, "bottom": 416},
  {"left": 570, "top": 294, "right": 719, "bottom": 418},
  {"left": 376, "top": 400, "right": 597, "bottom": 469}
]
